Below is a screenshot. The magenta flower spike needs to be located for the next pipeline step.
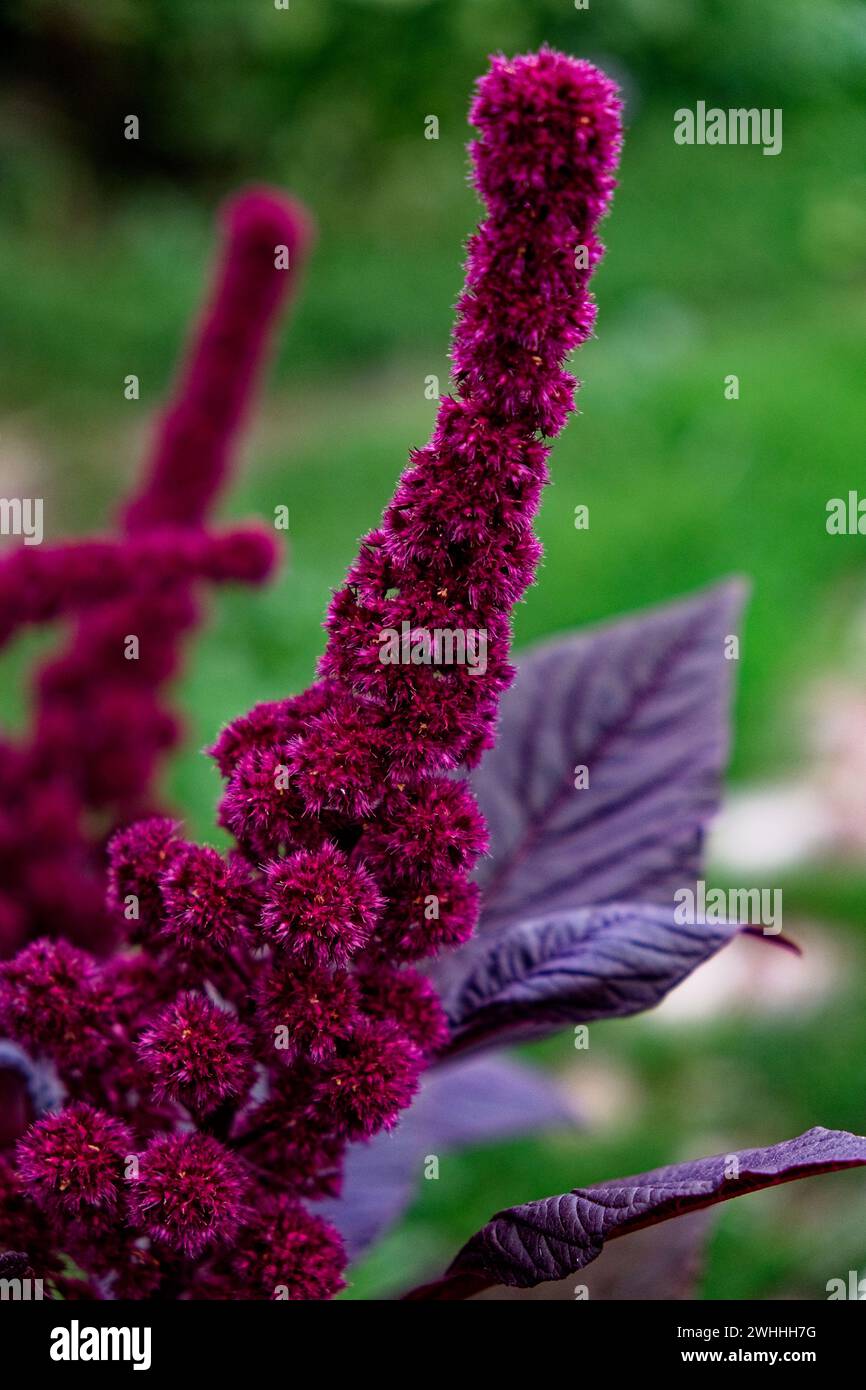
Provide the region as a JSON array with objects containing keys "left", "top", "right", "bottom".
[
  {"left": 0, "top": 188, "right": 309, "bottom": 966},
  {"left": 317, "top": 51, "right": 622, "bottom": 778},
  {"left": 0, "top": 528, "right": 274, "bottom": 647},
  {"left": 32, "top": 187, "right": 311, "bottom": 822},
  {"left": 0, "top": 49, "right": 627, "bottom": 1301},
  {"left": 1, "top": 52, "right": 863, "bottom": 1309},
  {"left": 123, "top": 188, "right": 312, "bottom": 534}
]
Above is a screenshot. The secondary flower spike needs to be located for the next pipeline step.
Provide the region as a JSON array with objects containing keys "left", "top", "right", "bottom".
[
  {"left": 33, "top": 187, "right": 310, "bottom": 821},
  {"left": 0, "top": 187, "right": 308, "bottom": 966},
  {"left": 124, "top": 188, "right": 312, "bottom": 533},
  {"left": 0, "top": 51, "right": 624, "bottom": 1301}
]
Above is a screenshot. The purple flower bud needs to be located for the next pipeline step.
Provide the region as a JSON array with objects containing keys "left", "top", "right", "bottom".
[
  {"left": 210, "top": 683, "right": 335, "bottom": 779},
  {"left": 232, "top": 1197, "right": 346, "bottom": 1300},
  {"left": 375, "top": 875, "right": 481, "bottom": 964},
  {"left": 259, "top": 845, "right": 382, "bottom": 967},
  {"left": 0, "top": 939, "right": 110, "bottom": 1067},
  {"left": 107, "top": 817, "right": 180, "bottom": 943},
  {"left": 360, "top": 782, "right": 489, "bottom": 885},
  {"left": 160, "top": 844, "right": 255, "bottom": 959},
  {"left": 137, "top": 992, "right": 254, "bottom": 1114},
  {"left": 356, "top": 964, "right": 450, "bottom": 1056},
  {"left": 128, "top": 1132, "right": 247, "bottom": 1257},
  {"left": 236, "top": 1059, "right": 346, "bottom": 1200},
  {"left": 218, "top": 744, "right": 309, "bottom": 859},
  {"left": 318, "top": 1021, "right": 423, "bottom": 1138},
  {"left": 286, "top": 700, "right": 389, "bottom": 820},
  {"left": 256, "top": 960, "right": 359, "bottom": 1060},
  {"left": 17, "top": 1103, "right": 132, "bottom": 1221}
]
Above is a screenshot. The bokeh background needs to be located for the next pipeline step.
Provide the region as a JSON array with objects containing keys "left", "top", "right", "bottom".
[{"left": 1, "top": 0, "right": 865, "bottom": 1298}]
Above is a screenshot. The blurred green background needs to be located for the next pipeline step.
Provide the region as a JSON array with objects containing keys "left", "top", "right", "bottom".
[{"left": 1, "top": 0, "right": 865, "bottom": 1299}]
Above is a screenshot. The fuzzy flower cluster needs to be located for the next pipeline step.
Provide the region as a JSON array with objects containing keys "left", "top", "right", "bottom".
[
  {"left": 0, "top": 51, "right": 622, "bottom": 1299},
  {"left": 0, "top": 190, "right": 307, "bottom": 966}
]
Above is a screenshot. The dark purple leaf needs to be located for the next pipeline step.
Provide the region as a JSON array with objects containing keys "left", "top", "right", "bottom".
[
  {"left": 469, "top": 582, "right": 745, "bottom": 938},
  {"left": 406, "top": 1127, "right": 866, "bottom": 1299},
  {"left": 472, "top": 1209, "right": 713, "bottom": 1300},
  {"left": 441, "top": 904, "right": 737, "bottom": 1059},
  {"left": 318, "top": 1056, "right": 573, "bottom": 1260}
]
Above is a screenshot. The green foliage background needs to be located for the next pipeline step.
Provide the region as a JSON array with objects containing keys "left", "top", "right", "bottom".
[{"left": 1, "top": 0, "right": 864, "bottom": 1298}]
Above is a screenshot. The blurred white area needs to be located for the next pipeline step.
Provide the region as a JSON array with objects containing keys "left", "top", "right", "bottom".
[
  {"left": 709, "top": 785, "right": 834, "bottom": 872},
  {"left": 652, "top": 926, "right": 844, "bottom": 1024},
  {"left": 0, "top": 428, "right": 44, "bottom": 510},
  {"left": 710, "top": 679, "right": 866, "bottom": 874},
  {"left": 810, "top": 680, "right": 866, "bottom": 856},
  {"left": 558, "top": 1056, "right": 642, "bottom": 1131}
]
